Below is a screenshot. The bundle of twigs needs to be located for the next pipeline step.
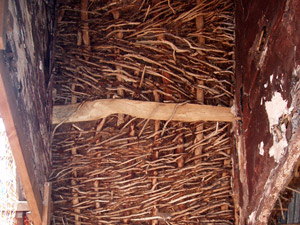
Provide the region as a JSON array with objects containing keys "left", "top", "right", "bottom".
[{"left": 51, "top": 0, "right": 235, "bottom": 224}]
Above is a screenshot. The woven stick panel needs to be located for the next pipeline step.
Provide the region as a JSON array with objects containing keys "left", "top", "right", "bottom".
[
  {"left": 52, "top": 0, "right": 234, "bottom": 106},
  {"left": 51, "top": 0, "right": 235, "bottom": 224},
  {"left": 51, "top": 118, "right": 233, "bottom": 224}
]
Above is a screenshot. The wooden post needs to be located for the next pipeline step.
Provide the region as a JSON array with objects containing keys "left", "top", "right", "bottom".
[
  {"left": 42, "top": 182, "right": 52, "bottom": 225},
  {"left": 0, "top": 55, "right": 43, "bottom": 225}
]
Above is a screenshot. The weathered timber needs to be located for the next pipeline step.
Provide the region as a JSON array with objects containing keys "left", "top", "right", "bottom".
[
  {"left": 4, "top": 0, "right": 53, "bottom": 201},
  {"left": 235, "top": 0, "right": 300, "bottom": 224},
  {"left": 0, "top": 54, "right": 43, "bottom": 225},
  {"left": 52, "top": 99, "right": 235, "bottom": 124}
]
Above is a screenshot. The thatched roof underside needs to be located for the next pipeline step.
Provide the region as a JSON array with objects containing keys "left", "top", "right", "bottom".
[{"left": 50, "top": 0, "right": 235, "bottom": 224}]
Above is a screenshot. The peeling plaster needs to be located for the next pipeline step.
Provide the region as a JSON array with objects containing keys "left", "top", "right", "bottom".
[
  {"left": 269, "top": 136, "right": 288, "bottom": 163},
  {"left": 293, "top": 64, "right": 300, "bottom": 77},
  {"left": 265, "top": 92, "right": 292, "bottom": 163},
  {"left": 248, "top": 211, "right": 256, "bottom": 224},
  {"left": 270, "top": 74, "right": 273, "bottom": 83},
  {"left": 258, "top": 141, "right": 264, "bottom": 156},
  {"left": 265, "top": 92, "right": 289, "bottom": 132}
]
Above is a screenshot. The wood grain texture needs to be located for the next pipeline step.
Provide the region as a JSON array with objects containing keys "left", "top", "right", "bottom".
[
  {"left": 235, "top": 0, "right": 300, "bottom": 224},
  {"left": 52, "top": 99, "right": 235, "bottom": 124},
  {"left": 0, "top": 54, "right": 43, "bottom": 225}
]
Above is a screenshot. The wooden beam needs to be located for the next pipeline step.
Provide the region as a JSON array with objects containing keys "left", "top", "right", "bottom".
[
  {"left": 0, "top": 54, "right": 43, "bottom": 225},
  {"left": 0, "top": 201, "right": 29, "bottom": 211},
  {"left": 16, "top": 201, "right": 30, "bottom": 211},
  {"left": 42, "top": 182, "right": 52, "bottom": 225},
  {"left": 0, "top": 0, "right": 7, "bottom": 49},
  {"left": 52, "top": 99, "right": 235, "bottom": 124}
]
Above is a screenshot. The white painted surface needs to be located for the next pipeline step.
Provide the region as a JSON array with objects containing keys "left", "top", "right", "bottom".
[
  {"left": 265, "top": 92, "right": 292, "bottom": 163},
  {"left": 248, "top": 211, "right": 256, "bottom": 224},
  {"left": 259, "top": 141, "right": 264, "bottom": 156},
  {"left": 270, "top": 74, "right": 273, "bottom": 83},
  {"left": 293, "top": 65, "right": 300, "bottom": 77}
]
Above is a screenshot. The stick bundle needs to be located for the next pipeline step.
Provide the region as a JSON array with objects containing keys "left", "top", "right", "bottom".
[{"left": 51, "top": 0, "right": 235, "bottom": 224}]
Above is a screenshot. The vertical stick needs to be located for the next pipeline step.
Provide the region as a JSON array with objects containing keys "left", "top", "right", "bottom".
[
  {"left": 194, "top": 0, "right": 205, "bottom": 164},
  {"left": 195, "top": 0, "right": 205, "bottom": 45},
  {"left": 123, "top": 122, "right": 135, "bottom": 224},
  {"left": 112, "top": 9, "right": 125, "bottom": 126},
  {"left": 160, "top": 25, "right": 187, "bottom": 219},
  {"left": 151, "top": 6, "right": 171, "bottom": 221},
  {"left": 112, "top": 10, "right": 128, "bottom": 222},
  {"left": 221, "top": 88, "right": 233, "bottom": 211},
  {"left": 151, "top": 90, "right": 160, "bottom": 225},
  {"left": 160, "top": 14, "right": 186, "bottom": 216},
  {"left": 81, "top": 0, "right": 91, "bottom": 57},
  {"left": 93, "top": 178, "right": 101, "bottom": 225},
  {"left": 94, "top": 119, "right": 105, "bottom": 225},
  {"left": 161, "top": 69, "right": 185, "bottom": 168},
  {"left": 71, "top": 83, "right": 80, "bottom": 225}
]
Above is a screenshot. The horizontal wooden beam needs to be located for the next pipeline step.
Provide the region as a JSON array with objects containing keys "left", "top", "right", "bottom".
[
  {"left": 0, "top": 0, "right": 7, "bottom": 49},
  {"left": 52, "top": 99, "right": 235, "bottom": 124},
  {"left": 0, "top": 201, "right": 29, "bottom": 212},
  {"left": 0, "top": 54, "right": 43, "bottom": 225},
  {"left": 16, "top": 201, "right": 30, "bottom": 211}
]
